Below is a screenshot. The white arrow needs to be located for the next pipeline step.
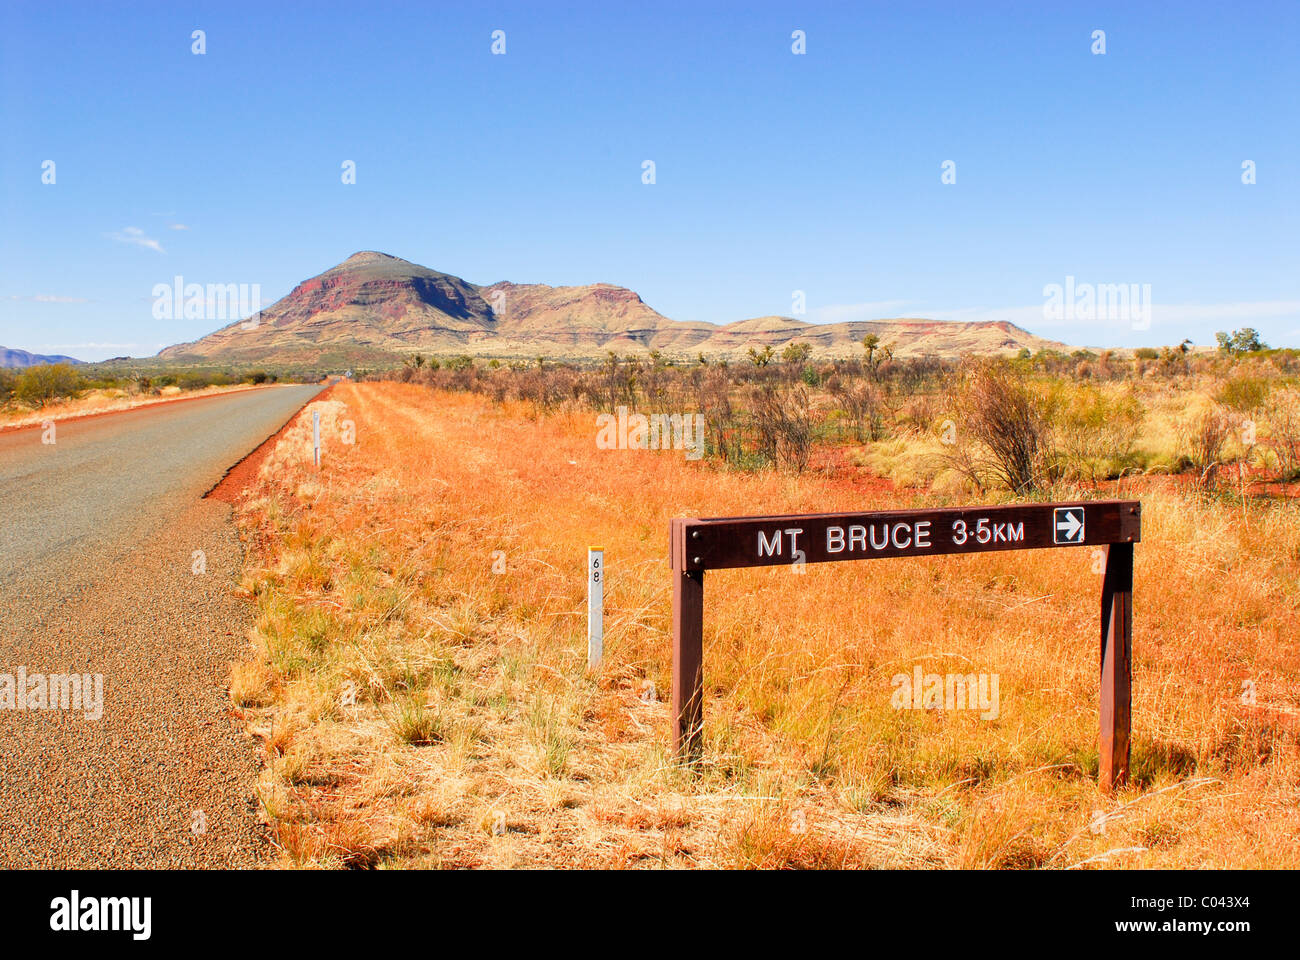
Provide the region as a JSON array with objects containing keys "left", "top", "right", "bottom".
[{"left": 1056, "top": 511, "right": 1083, "bottom": 541}]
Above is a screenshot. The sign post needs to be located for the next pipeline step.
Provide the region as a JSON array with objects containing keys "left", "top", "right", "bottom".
[
  {"left": 669, "top": 499, "right": 1140, "bottom": 792},
  {"left": 588, "top": 547, "right": 604, "bottom": 669},
  {"left": 312, "top": 410, "right": 321, "bottom": 469}
]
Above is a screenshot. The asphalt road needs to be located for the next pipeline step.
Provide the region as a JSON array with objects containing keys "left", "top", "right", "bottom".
[{"left": 0, "top": 384, "right": 322, "bottom": 867}]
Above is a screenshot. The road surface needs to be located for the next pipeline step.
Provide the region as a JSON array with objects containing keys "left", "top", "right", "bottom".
[{"left": 0, "top": 384, "right": 323, "bottom": 867}]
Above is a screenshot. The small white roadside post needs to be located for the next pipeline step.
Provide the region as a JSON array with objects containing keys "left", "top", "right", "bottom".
[
  {"left": 312, "top": 410, "right": 321, "bottom": 469},
  {"left": 588, "top": 546, "right": 604, "bottom": 669}
]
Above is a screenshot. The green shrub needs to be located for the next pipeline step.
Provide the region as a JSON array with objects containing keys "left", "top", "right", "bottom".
[
  {"left": 1217, "top": 374, "right": 1270, "bottom": 413},
  {"left": 386, "top": 693, "right": 444, "bottom": 745},
  {"left": 15, "top": 363, "right": 82, "bottom": 406},
  {"left": 1054, "top": 385, "right": 1145, "bottom": 481}
]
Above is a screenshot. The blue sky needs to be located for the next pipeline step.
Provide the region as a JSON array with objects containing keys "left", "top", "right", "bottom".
[{"left": 2, "top": 0, "right": 1297, "bottom": 361}]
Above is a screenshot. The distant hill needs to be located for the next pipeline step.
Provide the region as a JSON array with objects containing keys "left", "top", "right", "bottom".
[
  {"left": 1, "top": 346, "right": 83, "bottom": 369},
  {"left": 158, "top": 251, "right": 1069, "bottom": 363}
]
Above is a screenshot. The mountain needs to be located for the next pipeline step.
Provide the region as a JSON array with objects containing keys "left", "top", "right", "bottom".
[
  {"left": 1, "top": 346, "right": 83, "bottom": 368},
  {"left": 481, "top": 281, "right": 702, "bottom": 353},
  {"left": 682, "top": 315, "right": 1050, "bottom": 356},
  {"left": 158, "top": 251, "right": 1067, "bottom": 364},
  {"left": 158, "top": 252, "right": 496, "bottom": 365}
]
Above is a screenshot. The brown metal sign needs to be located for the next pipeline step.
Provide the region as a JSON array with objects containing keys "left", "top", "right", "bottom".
[{"left": 670, "top": 499, "right": 1140, "bottom": 793}]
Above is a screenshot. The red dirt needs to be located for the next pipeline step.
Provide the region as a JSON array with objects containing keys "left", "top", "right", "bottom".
[
  {"left": 1079, "top": 470, "right": 1300, "bottom": 501},
  {"left": 808, "top": 445, "right": 908, "bottom": 501},
  {"left": 206, "top": 382, "right": 338, "bottom": 503},
  {"left": 812, "top": 443, "right": 1300, "bottom": 502}
]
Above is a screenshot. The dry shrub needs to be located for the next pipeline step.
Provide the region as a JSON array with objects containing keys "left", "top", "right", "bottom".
[
  {"left": 696, "top": 365, "right": 736, "bottom": 462},
  {"left": 1262, "top": 387, "right": 1300, "bottom": 479},
  {"left": 900, "top": 392, "right": 938, "bottom": 432},
  {"left": 513, "top": 366, "right": 577, "bottom": 412},
  {"left": 826, "top": 375, "right": 885, "bottom": 441},
  {"left": 1181, "top": 406, "right": 1231, "bottom": 488},
  {"left": 946, "top": 361, "right": 1053, "bottom": 494},
  {"left": 752, "top": 382, "right": 812, "bottom": 472}
]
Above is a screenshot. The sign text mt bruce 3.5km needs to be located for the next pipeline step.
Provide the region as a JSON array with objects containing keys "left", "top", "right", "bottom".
[{"left": 669, "top": 500, "right": 1141, "bottom": 793}]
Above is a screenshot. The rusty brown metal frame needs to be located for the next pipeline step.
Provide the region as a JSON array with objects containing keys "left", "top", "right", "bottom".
[{"left": 670, "top": 500, "right": 1139, "bottom": 793}]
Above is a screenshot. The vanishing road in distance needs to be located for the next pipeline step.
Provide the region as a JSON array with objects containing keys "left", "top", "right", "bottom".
[{"left": 0, "top": 384, "right": 322, "bottom": 867}]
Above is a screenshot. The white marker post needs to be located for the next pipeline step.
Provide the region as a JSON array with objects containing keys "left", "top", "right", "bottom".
[
  {"left": 312, "top": 410, "right": 321, "bottom": 469},
  {"left": 587, "top": 547, "right": 604, "bottom": 669}
]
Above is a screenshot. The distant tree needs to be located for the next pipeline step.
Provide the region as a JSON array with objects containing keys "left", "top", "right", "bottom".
[
  {"left": 1216, "top": 328, "right": 1267, "bottom": 355},
  {"left": 1238, "top": 329, "right": 1267, "bottom": 352},
  {"left": 782, "top": 342, "right": 812, "bottom": 365},
  {"left": 862, "top": 333, "right": 881, "bottom": 365},
  {"left": 747, "top": 345, "right": 775, "bottom": 367},
  {"left": 861, "top": 334, "right": 894, "bottom": 375}
]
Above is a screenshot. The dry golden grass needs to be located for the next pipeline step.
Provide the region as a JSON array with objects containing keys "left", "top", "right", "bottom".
[
  {"left": 229, "top": 382, "right": 1300, "bottom": 869},
  {"left": 854, "top": 375, "right": 1275, "bottom": 491}
]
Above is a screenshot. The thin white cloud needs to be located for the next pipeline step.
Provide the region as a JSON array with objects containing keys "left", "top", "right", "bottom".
[
  {"left": 168, "top": 223, "right": 190, "bottom": 231},
  {"left": 4, "top": 294, "right": 90, "bottom": 303},
  {"left": 1147, "top": 301, "right": 1300, "bottom": 326},
  {"left": 109, "top": 226, "right": 165, "bottom": 254}
]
